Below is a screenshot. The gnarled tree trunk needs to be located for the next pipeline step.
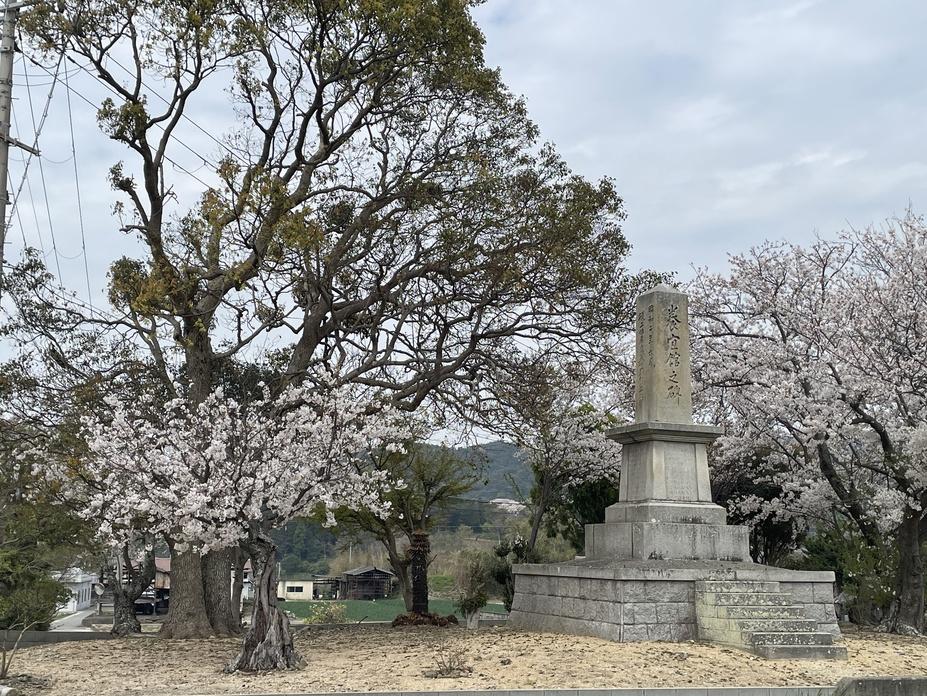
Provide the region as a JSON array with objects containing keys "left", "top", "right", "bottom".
[
  {"left": 383, "top": 536, "right": 412, "bottom": 611},
  {"left": 111, "top": 544, "right": 156, "bottom": 637},
  {"left": 160, "top": 543, "right": 213, "bottom": 639},
  {"left": 203, "top": 548, "right": 238, "bottom": 635},
  {"left": 226, "top": 535, "right": 303, "bottom": 672},
  {"left": 408, "top": 530, "right": 430, "bottom": 615}
]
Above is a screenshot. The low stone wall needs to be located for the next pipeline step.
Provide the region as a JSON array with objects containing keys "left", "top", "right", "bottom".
[
  {"left": 0, "top": 629, "right": 112, "bottom": 649},
  {"left": 511, "top": 572, "right": 696, "bottom": 641},
  {"left": 509, "top": 561, "right": 840, "bottom": 645}
]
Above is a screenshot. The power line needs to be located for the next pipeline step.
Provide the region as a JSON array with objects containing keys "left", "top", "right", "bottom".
[
  {"left": 11, "top": 108, "right": 46, "bottom": 255},
  {"left": 21, "top": 54, "right": 62, "bottom": 280},
  {"left": 63, "top": 62, "right": 93, "bottom": 312},
  {"left": 63, "top": 57, "right": 228, "bottom": 186},
  {"left": 102, "top": 53, "right": 243, "bottom": 167}
]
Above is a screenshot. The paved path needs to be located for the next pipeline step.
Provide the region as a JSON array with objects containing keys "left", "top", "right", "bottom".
[{"left": 50, "top": 608, "right": 95, "bottom": 631}]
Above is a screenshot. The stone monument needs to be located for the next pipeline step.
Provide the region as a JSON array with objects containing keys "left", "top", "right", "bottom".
[{"left": 508, "top": 283, "right": 847, "bottom": 659}]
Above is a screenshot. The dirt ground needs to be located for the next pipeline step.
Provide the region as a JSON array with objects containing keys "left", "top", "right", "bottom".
[{"left": 7, "top": 624, "right": 927, "bottom": 696}]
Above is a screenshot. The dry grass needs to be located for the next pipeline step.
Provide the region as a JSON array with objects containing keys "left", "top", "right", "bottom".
[{"left": 8, "top": 624, "right": 927, "bottom": 696}]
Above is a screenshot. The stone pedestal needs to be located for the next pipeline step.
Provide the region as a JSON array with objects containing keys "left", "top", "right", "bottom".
[
  {"left": 510, "top": 560, "right": 843, "bottom": 644},
  {"left": 590, "top": 421, "right": 752, "bottom": 562}
]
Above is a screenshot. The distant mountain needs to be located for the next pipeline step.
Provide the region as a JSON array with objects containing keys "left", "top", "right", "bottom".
[{"left": 455, "top": 440, "right": 533, "bottom": 502}]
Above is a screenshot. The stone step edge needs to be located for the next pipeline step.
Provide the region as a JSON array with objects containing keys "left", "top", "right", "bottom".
[
  {"left": 748, "top": 632, "right": 835, "bottom": 646},
  {"left": 699, "top": 628, "right": 834, "bottom": 645},
  {"left": 694, "top": 580, "right": 781, "bottom": 592},
  {"left": 753, "top": 644, "right": 849, "bottom": 660},
  {"left": 700, "top": 625, "right": 833, "bottom": 643},
  {"left": 696, "top": 636, "right": 848, "bottom": 661},
  {"left": 697, "top": 602, "right": 806, "bottom": 611},
  {"left": 699, "top": 617, "right": 819, "bottom": 631},
  {"left": 696, "top": 591, "right": 792, "bottom": 599},
  {"left": 696, "top": 594, "right": 796, "bottom": 607}
]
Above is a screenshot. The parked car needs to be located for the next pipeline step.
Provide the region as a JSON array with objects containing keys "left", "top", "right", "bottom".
[{"left": 134, "top": 591, "right": 157, "bottom": 615}]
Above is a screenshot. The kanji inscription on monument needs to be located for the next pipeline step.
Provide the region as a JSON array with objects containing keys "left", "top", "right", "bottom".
[{"left": 634, "top": 284, "right": 693, "bottom": 423}]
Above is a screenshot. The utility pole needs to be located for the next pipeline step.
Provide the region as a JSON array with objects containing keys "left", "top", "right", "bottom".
[{"left": 0, "top": 0, "right": 39, "bottom": 298}]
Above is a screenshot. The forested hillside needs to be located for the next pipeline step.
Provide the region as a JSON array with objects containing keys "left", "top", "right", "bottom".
[{"left": 455, "top": 440, "right": 532, "bottom": 501}]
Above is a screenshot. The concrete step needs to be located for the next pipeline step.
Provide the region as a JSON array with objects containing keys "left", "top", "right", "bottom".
[
  {"left": 716, "top": 604, "right": 807, "bottom": 619},
  {"left": 753, "top": 643, "right": 848, "bottom": 660},
  {"left": 697, "top": 626, "right": 744, "bottom": 645},
  {"left": 697, "top": 591, "right": 792, "bottom": 606},
  {"left": 737, "top": 618, "right": 819, "bottom": 633},
  {"left": 695, "top": 580, "right": 780, "bottom": 593},
  {"left": 697, "top": 616, "right": 819, "bottom": 633},
  {"left": 749, "top": 631, "right": 834, "bottom": 646}
]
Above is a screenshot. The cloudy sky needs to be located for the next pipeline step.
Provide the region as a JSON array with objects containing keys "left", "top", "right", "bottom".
[
  {"left": 4, "top": 0, "right": 927, "bottom": 308},
  {"left": 473, "top": 0, "right": 927, "bottom": 276}
]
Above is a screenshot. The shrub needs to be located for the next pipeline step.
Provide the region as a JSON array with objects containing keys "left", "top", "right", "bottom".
[
  {"left": 454, "top": 552, "right": 489, "bottom": 628},
  {"left": 489, "top": 536, "right": 536, "bottom": 611},
  {"left": 0, "top": 578, "right": 69, "bottom": 631},
  {"left": 303, "top": 602, "right": 347, "bottom": 624}
]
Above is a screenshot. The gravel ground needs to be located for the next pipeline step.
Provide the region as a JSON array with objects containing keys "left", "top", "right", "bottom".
[{"left": 6, "top": 624, "right": 927, "bottom": 696}]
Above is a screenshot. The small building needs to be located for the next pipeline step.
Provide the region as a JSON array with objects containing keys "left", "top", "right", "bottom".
[
  {"left": 154, "top": 557, "right": 171, "bottom": 591},
  {"left": 53, "top": 568, "right": 100, "bottom": 612},
  {"left": 276, "top": 577, "right": 314, "bottom": 601},
  {"left": 339, "top": 566, "right": 395, "bottom": 600}
]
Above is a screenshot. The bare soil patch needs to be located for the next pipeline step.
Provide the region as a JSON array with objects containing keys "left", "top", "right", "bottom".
[{"left": 9, "top": 624, "right": 927, "bottom": 696}]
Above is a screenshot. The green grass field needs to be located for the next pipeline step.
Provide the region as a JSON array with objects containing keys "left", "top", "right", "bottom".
[{"left": 282, "top": 597, "right": 506, "bottom": 622}]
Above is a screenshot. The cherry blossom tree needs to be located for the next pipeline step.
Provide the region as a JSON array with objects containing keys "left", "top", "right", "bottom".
[
  {"left": 491, "top": 360, "right": 624, "bottom": 554},
  {"left": 691, "top": 213, "right": 927, "bottom": 633},
  {"left": 55, "top": 380, "right": 410, "bottom": 671}
]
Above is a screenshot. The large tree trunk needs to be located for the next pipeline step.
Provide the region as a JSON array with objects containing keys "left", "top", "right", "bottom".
[
  {"left": 203, "top": 548, "right": 238, "bottom": 636},
  {"left": 160, "top": 543, "right": 214, "bottom": 639},
  {"left": 382, "top": 536, "right": 412, "bottom": 612},
  {"left": 161, "top": 328, "right": 222, "bottom": 639},
  {"left": 226, "top": 535, "right": 303, "bottom": 672},
  {"left": 111, "top": 588, "right": 141, "bottom": 636},
  {"left": 398, "top": 565, "right": 413, "bottom": 612},
  {"left": 110, "top": 544, "right": 156, "bottom": 637},
  {"left": 408, "top": 530, "right": 430, "bottom": 615},
  {"left": 231, "top": 548, "right": 246, "bottom": 629},
  {"left": 891, "top": 506, "right": 925, "bottom": 634}
]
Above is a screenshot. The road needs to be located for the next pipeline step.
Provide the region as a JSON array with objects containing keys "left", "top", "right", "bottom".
[{"left": 50, "top": 608, "right": 95, "bottom": 631}]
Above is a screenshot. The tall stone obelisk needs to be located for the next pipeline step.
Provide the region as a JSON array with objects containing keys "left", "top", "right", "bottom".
[{"left": 584, "top": 283, "right": 750, "bottom": 561}]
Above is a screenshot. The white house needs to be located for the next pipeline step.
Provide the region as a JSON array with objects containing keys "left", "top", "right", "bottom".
[
  {"left": 276, "top": 577, "right": 314, "bottom": 601},
  {"left": 53, "top": 568, "right": 100, "bottom": 613}
]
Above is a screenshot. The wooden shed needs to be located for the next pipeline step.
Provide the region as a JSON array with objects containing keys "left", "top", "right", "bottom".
[{"left": 339, "top": 566, "right": 396, "bottom": 600}]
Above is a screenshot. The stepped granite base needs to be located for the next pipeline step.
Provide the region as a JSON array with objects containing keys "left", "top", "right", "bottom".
[{"left": 508, "top": 559, "right": 841, "bottom": 645}]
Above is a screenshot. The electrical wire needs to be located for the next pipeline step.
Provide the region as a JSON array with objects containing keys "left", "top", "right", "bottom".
[
  {"left": 63, "top": 63, "right": 93, "bottom": 312},
  {"left": 10, "top": 98, "right": 45, "bottom": 255},
  {"left": 21, "top": 55, "right": 63, "bottom": 280},
  {"left": 103, "top": 53, "right": 244, "bottom": 167}
]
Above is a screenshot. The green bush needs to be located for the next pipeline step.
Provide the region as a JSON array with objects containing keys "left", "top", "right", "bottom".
[
  {"left": 489, "top": 536, "right": 536, "bottom": 611},
  {"left": 454, "top": 553, "right": 489, "bottom": 621},
  {"left": 783, "top": 524, "right": 896, "bottom": 624},
  {"left": 0, "top": 577, "right": 69, "bottom": 630}
]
